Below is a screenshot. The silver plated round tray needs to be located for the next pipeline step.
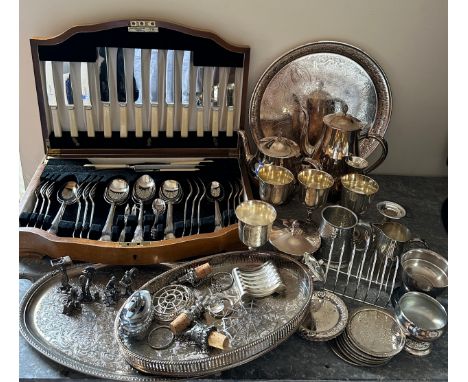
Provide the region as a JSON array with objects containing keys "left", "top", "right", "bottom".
[
  {"left": 346, "top": 307, "right": 406, "bottom": 358},
  {"left": 298, "top": 290, "right": 348, "bottom": 341},
  {"left": 19, "top": 264, "right": 170, "bottom": 381},
  {"left": 115, "top": 251, "right": 312, "bottom": 377},
  {"left": 249, "top": 41, "right": 392, "bottom": 158}
]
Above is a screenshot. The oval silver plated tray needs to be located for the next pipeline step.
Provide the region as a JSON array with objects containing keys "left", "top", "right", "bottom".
[
  {"left": 19, "top": 264, "right": 170, "bottom": 381},
  {"left": 115, "top": 251, "right": 313, "bottom": 377},
  {"left": 249, "top": 41, "right": 392, "bottom": 158}
]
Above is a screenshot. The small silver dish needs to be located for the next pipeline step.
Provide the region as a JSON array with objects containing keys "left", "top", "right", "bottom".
[
  {"left": 376, "top": 201, "right": 406, "bottom": 221},
  {"left": 298, "top": 290, "right": 348, "bottom": 342},
  {"left": 401, "top": 249, "right": 448, "bottom": 297},
  {"left": 395, "top": 291, "right": 447, "bottom": 356}
]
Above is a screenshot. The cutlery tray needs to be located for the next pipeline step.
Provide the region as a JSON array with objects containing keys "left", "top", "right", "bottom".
[{"left": 20, "top": 19, "right": 253, "bottom": 265}]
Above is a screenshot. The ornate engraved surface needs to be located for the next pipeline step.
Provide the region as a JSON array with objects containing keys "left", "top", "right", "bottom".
[
  {"left": 298, "top": 290, "right": 348, "bottom": 341},
  {"left": 19, "top": 264, "right": 169, "bottom": 381},
  {"left": 249, "top": 41, "right": 392, "bottom": 158},
  {"left": 347, "top": 307, "right": 405, "bottom": 358},
  {"left": 115, "top": 251, "right": 312, "bottom": 377}
]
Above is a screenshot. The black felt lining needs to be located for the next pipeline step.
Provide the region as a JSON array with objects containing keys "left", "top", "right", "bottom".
[
  {"left": 26, "top": 157, "right": 243, "bottom": 241},
  {"left": 47, "top": 131, "right": 238, "bottom": 150},
  {"left": 37, "top": 26, "right": 245, "bottom": 67}
]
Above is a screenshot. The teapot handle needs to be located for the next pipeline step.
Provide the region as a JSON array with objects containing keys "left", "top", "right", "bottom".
[{"left": 359, "top": 133, "right": 388, "bottom": 174}]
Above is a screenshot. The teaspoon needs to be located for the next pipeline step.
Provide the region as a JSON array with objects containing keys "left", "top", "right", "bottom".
[
  {"left": 207, "top": 181, "right": 224, "bottom": 231},
  {"left": 132, "top": 175, "right": 156, "bottom": 243},
  {"left": 150, "top": 198, "right": 167, "bottom": 240},
  {"left": 159, "top": 180, "right": 183, "bottom": 240}
]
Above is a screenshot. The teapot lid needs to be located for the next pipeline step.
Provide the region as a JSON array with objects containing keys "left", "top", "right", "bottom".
[
  {"left": 258, "top": 134, "right": 301, "bottom": 158},
  {"left": 323, "top": 112, "right": 366, "bottom": 132}
]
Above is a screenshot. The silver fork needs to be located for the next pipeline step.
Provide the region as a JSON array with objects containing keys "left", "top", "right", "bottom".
[
  {"left": 71, "top": 180, "right": 90, "bottom": 237},
  {"left": 86, "top": 182, "right": 99, "bottom": 239},
  {"left": 28, "top": 181, "right": 48, "bottom": 227},
  {"left": 32, "top": 180, "right": 50, "bottom": 227},
  {"left": 36, "top": 181, "right": 55, "bottom": 228},
  {"left": 127, "top": 203, "right": 138, "bottom": 242},
  {"left": 119, "top": 202, "right": 131, "bottom": 242},
  {"left": 76, "top": 182, "right": 94, "bottom": 238},
  {"left": 181, "top": 179, "right": 194, "bottom": 237}
]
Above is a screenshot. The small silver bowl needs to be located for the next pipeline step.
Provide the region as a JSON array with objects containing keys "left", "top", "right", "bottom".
[
  {"left": 376, "top": 201, "right": 406, "bottom": 221},
  {"left": 395, "top": 292, "right": 447, "bottom": 356},
  {"left": 401, "top": 249, "right": 448, "bottom": 297}
]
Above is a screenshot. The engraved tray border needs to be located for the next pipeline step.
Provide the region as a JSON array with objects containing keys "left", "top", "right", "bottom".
[{"left": 115, "top": 251, "right": 313, "bottom": 377}]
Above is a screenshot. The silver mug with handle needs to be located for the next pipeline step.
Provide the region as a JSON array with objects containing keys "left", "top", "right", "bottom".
[{"left": 317, "top": 205, "right": 371, "bottom": 269}]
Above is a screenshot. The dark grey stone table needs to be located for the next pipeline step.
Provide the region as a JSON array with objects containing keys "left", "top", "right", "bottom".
[{"left": 19, "top": 175, "right": 448, "bottom": 381}]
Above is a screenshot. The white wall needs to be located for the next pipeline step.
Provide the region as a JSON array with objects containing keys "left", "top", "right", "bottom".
[{"left": 19, "top": 0, "right": 448, "bottom": 185}]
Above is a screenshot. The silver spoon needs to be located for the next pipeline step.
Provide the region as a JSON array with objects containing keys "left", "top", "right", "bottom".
[
  {"left": 132, "top": 175, "right": 156, "bottom": 243},
  {"left": 99, "top": 178, "right": 130, "bottom": 241},
  {"left": 159, "top": 180, "right": 183, "bottom": 240},
  {"left": 207, "top": 181, "right": 224, "bottom": 232},
  {"left": 150, "top": 198, "right": 167, "bottom": 240},
  {"left": 48, "top": 181, "right": 79, "bottom": 235},
  {"left": 119, "top": 202, "right": 131, "bottom": 242}
]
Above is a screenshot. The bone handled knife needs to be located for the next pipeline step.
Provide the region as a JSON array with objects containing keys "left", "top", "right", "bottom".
[
  {"left": 180, "top": 51, "right": 190, "bottom": 137},
  {"left": 134, "top": 48, "right": 144, "bottom": 137},
  {"left": 98, "top": 47, "right": 112, "bottom": 138},
  {"left": 81, "top": 63, "right": 95, "bottom": 137},
  {"left": 226, "top": 67, "right": 236, "bottom": 137},
  {"left": 165, "top": 50, "right": 175, "bottom": 138},
  {"left": 62, "top": 62, "right": 79, "bottom": 137},
  {"left": 196, "top": 67, "right": 204, "bottom": 137},
  {"left": 149, "top": 49, "right": 159, "bottom": 137},
  {"left": 211, "top": 67, "right": 220, "bottom": 137},
  {"left": 45, "top": 61, "right": 62, "bottom": 137},
  {"left": 117, "top": 48, "right": 128, "bottom": 138}
]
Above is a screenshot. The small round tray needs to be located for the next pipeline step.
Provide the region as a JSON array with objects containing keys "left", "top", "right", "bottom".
[
  {"left": 298, "top": 290, "right": 348, "bottom": 341},
  {"left": 346, "top": 307, "right": 406, "bottom": 358},
  {"left": 115, "top": 251, "right": 312, "bottom": 377}
]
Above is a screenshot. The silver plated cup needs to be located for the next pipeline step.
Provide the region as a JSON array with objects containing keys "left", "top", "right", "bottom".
[
  {"left": 340, "top": 173, "right": 379, "bottom": 215},
  {"left": 258, "top": 165, "right": 294, "bottom": 205},
  {"left": 298, "top": 169, "right": 334, "bottom": 222},
  {"left": 344, "top": 156, "right": 369, "bottom": 174},
  {"left": 235, "top": 200, "right": 277, "bottom": 250},
  {"left": 317, "top": 205, "right": 368, "bottom": 269}
]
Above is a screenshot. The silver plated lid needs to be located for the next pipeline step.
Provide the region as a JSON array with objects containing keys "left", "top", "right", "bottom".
[
  {"left": 258, "top": 135, "right": 301, "bottom": 158},
  {"left": 269, "top": 219, "right": 321, "bottom": 257},
  {"left": 322, "top": 112, "right": 366, "bottom": 132}
]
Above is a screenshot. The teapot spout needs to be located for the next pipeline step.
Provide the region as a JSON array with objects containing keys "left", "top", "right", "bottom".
[
  {"left": 292, "top": 94, "right": 316, "bottom": 157},
  {"left": 238, "top": 130, "right": 257, "bottom": 165}
]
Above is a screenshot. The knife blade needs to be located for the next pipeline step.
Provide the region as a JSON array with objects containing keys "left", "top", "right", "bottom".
[
  {"left": 134, "top": 48, "right": 143, "bottom": 137},
  {"left": 165, "top": 50, "right": 175, "bottom": 137},
  {"left": 63, "top": 62, "right": 78, "bottom": 137},
  {"left": 98, "top": 47, "right": 112, "bottom": 137},
  {"left": 45, "top": 61, "right": 62, "bottom": 137},
  {"left": 195, "top": 67, "right": 204, "bottom": 137},
  {"left": 149, "top": 49, "right": 159, "bottom": 137},
  {"left": 211, "top": 67, "right": 220, "bottom": 137},
  {"left": 81, "top": 62, "right": 95, "bottom": 137},
  {"left": 84, "top": 163, "right": 204, "bottom": 171},
  {"left": 180, "top": 51, "right": 190, "bottom": 137},
  {"left": 117, "top": 48, "right": 128, "bottom": 138},
  {"left": 226, "top": 67, "right": 236, "bottom": 137}
]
